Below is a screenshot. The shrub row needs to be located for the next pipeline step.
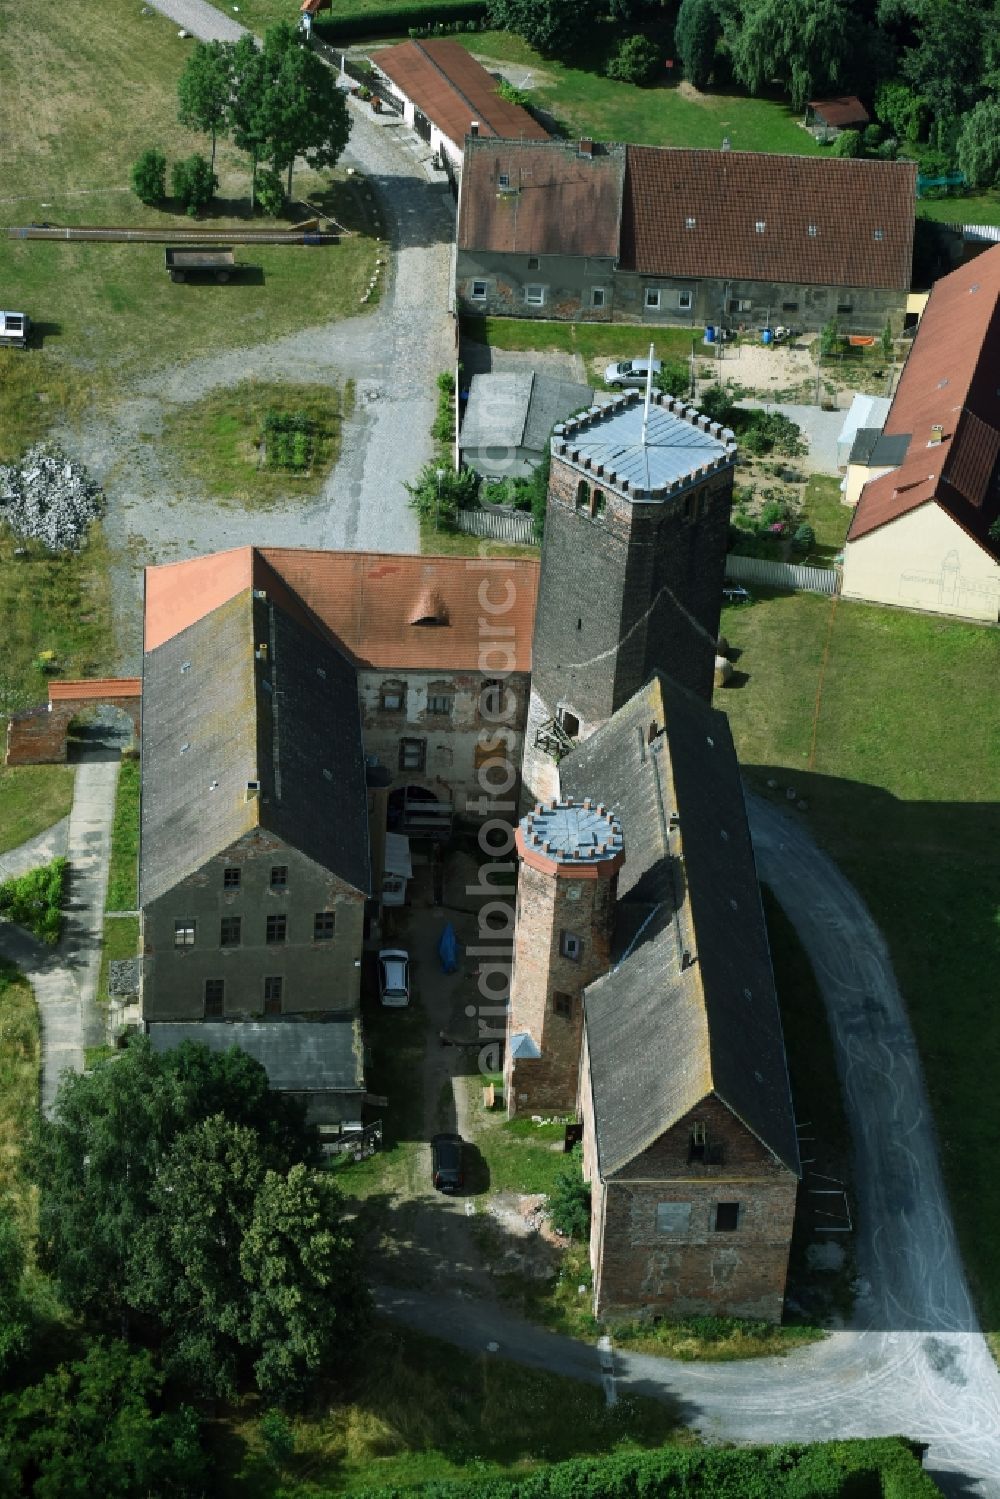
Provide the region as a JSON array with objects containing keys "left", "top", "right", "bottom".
[
  {"left": 345, "top": 1437, "right": 940, "bottom": 1499},
  {"left": 313, "top": 2, "right": 487, "bottom": 42},
  {"left": 0, "top": 858, "right": 67, "bottom": 945}
]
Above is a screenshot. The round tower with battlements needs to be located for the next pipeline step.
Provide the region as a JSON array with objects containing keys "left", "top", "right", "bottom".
[
  {"left": 505, "top": 797, "right": 625, "bottom": 1117},
  {"left": 521, "top": 389, "right": 736, "bottom": 806}
]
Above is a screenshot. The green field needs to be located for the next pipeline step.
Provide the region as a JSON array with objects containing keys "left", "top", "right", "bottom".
[
  {"left": 106, "top": 756, "right": 140, "bottom": 912},
  {"left": 0, "top": 2, "right": 380, "bottom": 383},
  {"left": 0, "top": 766, "right": 75, "bottom": 858},
  {"left": 718, "top": 593, "right": 1000, "bottom": 1354}
]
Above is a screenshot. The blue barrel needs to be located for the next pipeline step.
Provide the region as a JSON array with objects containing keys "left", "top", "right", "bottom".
[
  {"left": 761, "top": 327, "right": 773, "bottom": 345},
  {"left": 704, "top": 324, "right": 715, "bottom": 343}
]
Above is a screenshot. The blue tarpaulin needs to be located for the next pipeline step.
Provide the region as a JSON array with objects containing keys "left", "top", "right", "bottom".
[{"left": 438, "top": 922, "right": 459, "bottom": 974}]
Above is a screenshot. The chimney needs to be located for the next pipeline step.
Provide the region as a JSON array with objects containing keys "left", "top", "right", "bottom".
[
  {"left": 470, "top": 120, "right": 479, "bottom": 138},
  {"left": 578, "top": 138, "right": 594, "bottom": 157},
  {"left": 929, "top": 423, "right": 943, "bottom": 445}
]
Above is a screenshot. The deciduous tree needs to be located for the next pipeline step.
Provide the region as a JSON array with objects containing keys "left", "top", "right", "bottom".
[
  {"left": 721, "top": 0, "right": 850, "bottom": 111},
  {"left": 177, "top": 39, "right": 232, "bottom": 173},
  {"left": 487, "top": 0, "right": 601, "bottom": 58},
  {"left": 957, "top": 99, "right": 1000, "bottom": 189},
  {"left": 675, "top": 0, "right": 719, "bottom": 91},
  {"left": 0, "top": 1211, "right": 31, "bottom": 1374},
  {"left": 260, "top": 23, "right": 352, "bottom": 199}
]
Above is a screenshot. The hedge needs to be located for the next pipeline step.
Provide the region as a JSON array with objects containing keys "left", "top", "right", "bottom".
[
  {"left": 313, "top": 3, "right": 488, "bottom": 41},
  {"left": 344, "top": 1437, "right": 941, "bottom": 1499}
]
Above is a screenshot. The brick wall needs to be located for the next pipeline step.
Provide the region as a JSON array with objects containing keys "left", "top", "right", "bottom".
[
  {"left": 5, "top": 693, "right": 141, "bottom": 765},
  {"left": 589, "top": 1096, "right": 798, "bottom": 1323},
  {"left": 506, "top": 859, "right": 616, "bottom": 1115}
]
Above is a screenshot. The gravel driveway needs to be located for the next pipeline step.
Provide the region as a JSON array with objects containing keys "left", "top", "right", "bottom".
[
  {"left": 70, "top": 2, "right": 455, "bottom": 670},
  {"left": 379, "top": 795, "right": 1000, "bottom": 1499}
]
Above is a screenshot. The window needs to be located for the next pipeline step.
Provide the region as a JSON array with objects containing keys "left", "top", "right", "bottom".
[
  {"left": 644, "top": 288, "right": 661, "bottom": 310},
  {"left": 399, "top": 737, "right": 426, "bottom": 771},
  {"left": 591, "top": 287, "right": 606, "bottom": 308},
  {"left": 263, "top": 976, "right": 283, "bottom": 1015},
  {"left": 689, "top": 1121, "right": 707, "bottom": 1161},
  {"left": 558, "top": 708, "right": 580, "bottom": 739},
  {"left": 874, "top": 228, "right": 884, "bottom": 241},
  {"left": 380, "top": 681, "right": 405, "bottom": 712},
  {"left": 204, "top": 979, "right": 224, "bottom": 1017},
  {"left": 754, "top": 219, "right": 766, "bottom": 233},
  {"left": 656, "top": 1201, "right": 691, "bottom": 1233},
  {"left": 560, "top": 930, "right": 582, "bottom": 961},
  {"left": 678, "top": 289, "right": 693, "bottom": 311},
  {"left": 471, "top": 280, "right": 488, "bottom": 300},
  {"left": 782, "top": 301, "right": 798, "bottom": 312},
  {"left": 480, "top": 678, "right": 507, "bottom": 718},
  {"left": 498, "top": 172, "right": 510, "bottom": 188},
  {"left": 590, "top": 490, "right": 606, "bottom": 518},
  {"left": 837, "top": 303, "right": 853, "bottom": 314},
  {"left": 684, "top": 215, "right": 696, "bottom": 229},
  {"left": 527, "top": 256, "right": 539, "bottom": 269},
  {"left": 314, "top": 911, "right": 336, "bottom": 941},
  {"left": 575, "top": 479, "right": 589, "bottom": 510},
  {"left": 220, "top": 916, "right": 242, "bottom": 947},
  {"left": 223, "top": 867, "right": 241, "bottom": 890},
  {"left": 525, "top": 284, "right": 545, "bottom": 306},
  {"left": 807, "top": 224, "right": 818, "bottom": 237},
  {"left": 715, "top": 1202, "right": 740, "bottom": 1232},
  {"left": 174, "top": 920, "right": 195, "bottom": 948},
  {"left": 266, "top": 913, "right": 287, "bottom": 945},
  {"left": 427, "top": 692, "right": 453, "bottom": 715},
  {"left": 730, "top": 298, "right": 752, "bottom": 314},
  {"left": 553, "top": 991, "right": 573, "bottom": 1017}
]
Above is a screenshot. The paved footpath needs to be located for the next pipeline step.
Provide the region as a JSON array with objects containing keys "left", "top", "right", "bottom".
[
  {"left": 0, "top": 758, "right": 118, "bottom": 1113},
  {"left": 0, "top": 816, "right": 69, "bottom": 884}
]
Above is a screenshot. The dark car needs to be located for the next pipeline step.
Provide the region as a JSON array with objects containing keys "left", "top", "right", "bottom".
[{"left": 431, "top": 1132, "right": 464, "bottom": 1194}]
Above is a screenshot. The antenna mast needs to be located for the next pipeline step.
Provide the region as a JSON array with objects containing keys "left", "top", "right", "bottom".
[{"left": 641, "top": 342, "right": 655, "bottom": 447}]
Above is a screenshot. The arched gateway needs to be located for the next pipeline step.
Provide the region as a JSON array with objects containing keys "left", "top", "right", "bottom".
[{"left": 5, "top": 679, "right": 141, "bottom": 765}]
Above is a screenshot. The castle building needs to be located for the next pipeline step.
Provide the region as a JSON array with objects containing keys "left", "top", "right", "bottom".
[{"left": 521, "top": 389, "right": 736, "bottom": 806}]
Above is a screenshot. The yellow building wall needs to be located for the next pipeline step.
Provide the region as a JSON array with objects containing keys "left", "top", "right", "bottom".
[
  {"left": 843, "top": 462, "right": 893, "bottom": 509},
  {"left": 843, "top": 503, "right": 1000, "bottom": 621}
]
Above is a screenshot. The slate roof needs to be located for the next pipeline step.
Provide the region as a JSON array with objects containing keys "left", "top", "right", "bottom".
[
  {"left": 144, "top": 548, "right": 540, "bottom": 672},
  {"left": 140, "top": 588, "right": 370, "bottom": 905},
  {"left": 374, "top": 39, "right": 548, "bottom": 151},
  {"left": 147, "top": 1018, "right": 364, "bottom": 1094},
  {"left": 460, "top": 372, "right": 594, "bottom": 454},
  {"left": 847, "top": 244, "right": 1000, "bottom": 557},
  {"left": 562, "top": 673, "right": 799, "bottom": 1179},
  {"left": 620, "top": 146, "right": 915, "bottom": 291},
  {"left": 458, "top": 138, "right": 625, "bottom": 258},
  {"left": 552, "top": 390, "right": 736, "bottom": 500}
]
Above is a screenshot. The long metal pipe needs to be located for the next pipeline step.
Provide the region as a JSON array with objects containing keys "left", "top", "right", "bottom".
[{"left": 7, "top": 225, "right": 338, "bottom": 245}]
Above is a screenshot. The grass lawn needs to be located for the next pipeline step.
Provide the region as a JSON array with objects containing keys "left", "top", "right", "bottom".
[
  {"left": 0, "top": 766, "right": 75, "bottom": 858},
  {"left": 0, "top": 3, "right": 380, "bottom": 384},
  {"left": 0, "top": 958, "right": 40, "bottom": 1220},
  {"left": 420, "top": 516, "right": 538, "bottom": 558},
  {"left": 799, "top": 475, "right": 851, "bottom": 567},
  {"left": 468, "top": 1100, "right": 574, "bottom": 1195},
  {"left": 919, "top": 195, "right": 1000, "bottom": 227},
  {"left": 717, "top": 592, "right": 1000, "bottom": 1354},
  {"left": 462, "top": 314, "right": 697, "bottom": 379},
  {"left": 106, "top": 756, "right": 140, "bottom": 911},
  {"left": 163, "top": 379, "right": 353, "bottom": 507},
  {"left": 0, "top": 523, "right": 115, "bottom": 722},
  {"left": 96, "top": 916, "right": 140, "bottom": 1009},
  {"left": 215, "top": 1321, "right": 685, "bottom": 1495},
  {"left": 0, "top": 351, "right": 99, "bottom": 466}
]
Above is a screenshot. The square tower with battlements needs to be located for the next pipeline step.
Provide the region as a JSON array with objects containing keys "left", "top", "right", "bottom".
[{"left": 521, "top": 389, "right": 736, "bottom": 806}]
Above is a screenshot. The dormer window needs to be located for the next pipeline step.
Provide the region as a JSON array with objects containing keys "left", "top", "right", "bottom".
[
  {"left": 685, "top": 216, "right": 696, "bottom": 229},
  {"left": 807, "top": 224, "right": 818, "bottom": 237},
  {"left": 755, "top": 220, "right": 766, "bottom": 233},
  {"left": 874, "top": 228, "right": 884, "bottom": 241},
  {"left": 409, "top": 590, "right": 449, "bottom": 627}
]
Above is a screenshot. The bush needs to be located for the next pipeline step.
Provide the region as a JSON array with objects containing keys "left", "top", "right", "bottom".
[
  {"left": 655, "top": 360, "right": 690, "bottom": 398},
  {"left": 256, "top": 167, "right": 286, "bottom": 218},
  {"left": 863, "top": 123, "right": 882, "bottom": 151},
  {"left": 606, "top": 33, "right": 661, "bottom": 85},
  {"left": 791, "top": 522, "right": 815, "bottom": 553},
  {"left": 315, "top": 3, "right": 487, "bottom": 42},
  {"left": 171, "top": 153, "right": 217, "bottom": 216},
  {"left": 547, "top": 1150, "right": 591, "bottom": 1239},
  {"left": 432, "top": 370, "right": 456, "bottom": 444},
  {"left": 131, "top": 148, "right": 167, "bottom": 206},
  {"left": 496, "top": 79, "right": 530, "bottom": 107},
  {"left": 696, "top": 382, "right": 736, "bottom": 424},
  {"left": 404, "top": 462, "right": 480, "bottom": 526},
  {"left": 831, "top": 128, "right": 862, "bottom": 158},
  {"left": 262, "top": 409, "right": 316, "bottom": 472},
  {"left": 0, "top": 858, "right": 67, "bottom": 944},
  {"left": 739, "top": 411, "right": 806, "bottom": 458},
  {"left": 820, "top": 316, "right": 839, "bottom": 358}
]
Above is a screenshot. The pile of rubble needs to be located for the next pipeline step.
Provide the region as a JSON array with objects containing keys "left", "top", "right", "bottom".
[{"left": 0, "top": 444, "right": 105, "bottom": 551}]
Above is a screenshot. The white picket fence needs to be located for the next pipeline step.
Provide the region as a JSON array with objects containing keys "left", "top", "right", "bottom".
[
  {"left": 456, "top": 508, "right": 537, "bottom": 545},
  {"left": 725, "top": 554, "right": 839, "bottom": 594}
]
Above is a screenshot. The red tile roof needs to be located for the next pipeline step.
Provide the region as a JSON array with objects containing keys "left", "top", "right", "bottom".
[
  {"left": 48, "top": 678, "right": 141, "bottom": 700},
  {"left": 458, "top": 138, "right": 625, "bottom": 258},
  {"left": 374, "top": 40, "right": 549, "bottom": 154},
  {"left": 808, "top": 96, "right": 869, "bottom": 128},
  {"left": 848, "top": 244, "right": 1000, "bottom": 556},
  {"left": 620, "top": 147, "right": 915, "bottom": 291},
  {"left": 145, "top": 548, "right": 540, "bottom": 671}
]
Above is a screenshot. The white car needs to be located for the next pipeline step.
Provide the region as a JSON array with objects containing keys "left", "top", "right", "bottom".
[
  {"left": 378, "top": 948, "right": 410, "bottom": 1008},
  {"left": 604, "top": 357, "right": 662, "bottom": 388}
]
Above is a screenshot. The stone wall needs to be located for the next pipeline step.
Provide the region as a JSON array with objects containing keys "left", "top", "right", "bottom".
[
  {"left": 141, "top": 832, "right": 365, "bottom": 1022},
  {"left": 5, "top": 687, "right": 141, "bottom": 765}
]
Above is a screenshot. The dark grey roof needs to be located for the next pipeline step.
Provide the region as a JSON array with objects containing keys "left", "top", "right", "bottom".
[
  {"left": 140, "top": 589, "right": 370, "bottom": 905},
  {"left": 461, "top": 372, "right": 594, "bottom": 454},
  {"left": 562, "top": 673, "right": 799, "bottom": 1178},
  {"left": 849, "top": 427, "right": 911, "bottom": 467},
  {"left": 146, "top": 1019, "right": 364, "bottom": 1093}
]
